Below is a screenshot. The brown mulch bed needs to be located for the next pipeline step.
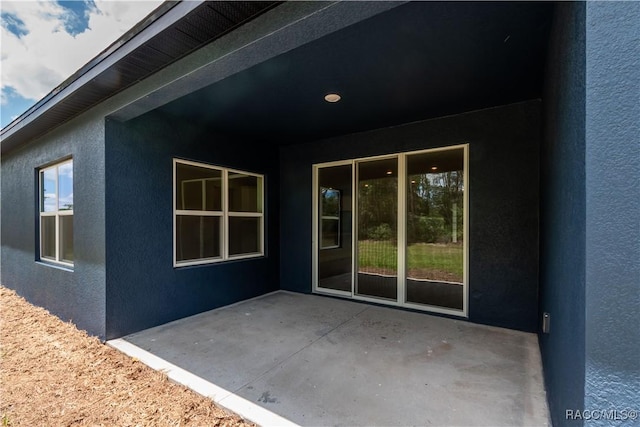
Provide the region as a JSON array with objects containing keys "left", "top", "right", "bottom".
[{"left": 0, "top": 286, "right": 254, "bottom": 426}]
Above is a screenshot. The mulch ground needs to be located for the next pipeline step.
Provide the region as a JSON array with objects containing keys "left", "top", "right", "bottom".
[{"left": 0, "top": 286, "right": 254, "bottom": 427}]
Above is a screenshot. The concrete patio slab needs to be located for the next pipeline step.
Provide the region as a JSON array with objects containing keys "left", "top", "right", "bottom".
[{"left": 113, "top": 291, "right": 549, "bottom": 426}]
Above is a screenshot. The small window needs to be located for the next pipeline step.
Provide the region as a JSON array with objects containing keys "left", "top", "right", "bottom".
[
  {"left": 320, "top": 187, "right": 340, "bottom": 249},
  {"left": 174, "top": 159, "right": 264, "bottom": 267},
  {"left": 39, "top": 159, "right": 73, "bottom": 266}
]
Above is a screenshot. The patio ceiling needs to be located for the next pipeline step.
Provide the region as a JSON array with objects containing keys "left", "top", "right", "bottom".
[{"left": 154, "top": 1, "right": 553, "bottom": 143}]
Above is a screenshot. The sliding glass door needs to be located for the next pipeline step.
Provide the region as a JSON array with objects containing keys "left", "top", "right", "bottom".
[
  {"left": 406, "top": 148, "right": 465, "bottom": 310},
  {"left": 315, "top": 163, "right": 353, "bottom": 293},
  {"left": 313, "top": 145, "right": 467, "bottom": 317},
  {"left": 356, "top": 157, "right": 398, "bottom": 300}
]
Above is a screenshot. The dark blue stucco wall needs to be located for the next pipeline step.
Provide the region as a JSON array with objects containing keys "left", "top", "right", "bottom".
[
  {"left": 104, "top": 112, "right": 280, "bottom": 339},
  {"left": 280, "top": 101, "right": 541, "bottom": 332},
  {"left": 540, "top": 3, "right": 640, "bottom": 424},
  {"left": 1, "top": 114, "right": 107, "bottom": 339},
  {"left": 584, "top": 2, "right": 640, "bottom": 421},
  {"left": 539, "top": 3, "right": 586, "bottom": 426}
]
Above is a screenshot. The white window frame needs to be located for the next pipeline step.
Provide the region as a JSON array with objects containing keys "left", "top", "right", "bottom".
[
  {"left": 39, "top": 159, "right": 74, "bottom": 267},
  {"left": 173, "top": 159, "right": 265, "bottom": 267},
  {"left": 319, "top": 187, "right": 341, "bottom": 250}
]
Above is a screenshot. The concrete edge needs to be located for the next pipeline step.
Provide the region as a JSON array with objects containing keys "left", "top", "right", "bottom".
[{"left": 106, "top": 338, "right": 300, "bottom": 427}]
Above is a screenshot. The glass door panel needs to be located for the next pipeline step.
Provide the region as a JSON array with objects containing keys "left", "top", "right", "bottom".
[
  {"left": 317, "top": 165, "right": 353, "bottom": 292},
  {"left": 356, "top": 157, "right": 398, "bottom": 300},
  {"left": 406, "top": 148, "right": 464, "bottom": 309}
]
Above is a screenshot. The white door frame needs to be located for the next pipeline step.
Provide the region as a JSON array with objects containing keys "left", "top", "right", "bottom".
[{"left": 312, "top": 144, "right": 469, "bottom": 318}]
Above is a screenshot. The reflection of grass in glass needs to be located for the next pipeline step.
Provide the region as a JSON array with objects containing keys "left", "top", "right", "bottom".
[
  {"left": 408, "top": 243, "right": 463, "bottom": 282},
  {"left": 358, "top": 240, "right": 463, "bottom": 279},
  {"left": 358, "top": 240, "right": 397, "bottom": 270}
]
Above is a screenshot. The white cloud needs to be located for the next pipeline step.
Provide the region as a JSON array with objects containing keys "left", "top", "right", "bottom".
[
  {"left": 59, "top": 160, "right": 73, "bottom": 178},
  {"left": 44, "top": 193, "right": 57, "bottom": 211},
  {"left": 1, "top": 0, "right": 163, "bottom": 104},
  {"left": 59, "top": 192, "right": 73, "bottom": 209}
]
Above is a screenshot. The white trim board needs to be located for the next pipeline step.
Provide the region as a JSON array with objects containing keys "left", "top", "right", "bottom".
[{"left": 107, "top": 338, "right": 299, "bottom": 427}]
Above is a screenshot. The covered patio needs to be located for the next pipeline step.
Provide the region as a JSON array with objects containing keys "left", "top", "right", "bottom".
[{"left": 110, "top": 292, "right": 548, "bottom": 426}]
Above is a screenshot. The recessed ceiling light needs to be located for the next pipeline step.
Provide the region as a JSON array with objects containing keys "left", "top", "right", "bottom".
[
  {"left": 431, "top": 166, "right": 438, "bottom": 171},
  {"left": 386, "top": 170, "right": 393, "bottom": 175},
  {"left": 411, "top": 180, "right": 416, "bottom": 184},
  {"left": 324, "top": 93, "right": 341, "bottom": 103}
]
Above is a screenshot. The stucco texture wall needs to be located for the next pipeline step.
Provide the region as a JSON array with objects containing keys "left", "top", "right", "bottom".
[
  {"left": 539, "top": 2, "right": 586, "bottom": 426},
  {"left": 104, "top": 112, "right": 280, "bottom": 339},
  {"left": 280, "top": 101, "right": 541, "bottom": 332},
  {"left": 584, "top": 1, "right": 640, "bottom": 421},
  {"left": 0, "top": 112, "right": 107, "bottom": 339}
]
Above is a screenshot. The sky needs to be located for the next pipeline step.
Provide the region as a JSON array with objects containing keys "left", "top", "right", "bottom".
[{"left": 1, "top": 0, "right": 164, "bottom": 129}]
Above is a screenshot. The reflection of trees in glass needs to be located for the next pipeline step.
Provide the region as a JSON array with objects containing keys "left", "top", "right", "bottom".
[
  {"left": 358, "top": 178, "right": 397, "bottom": 241},
  {"left": 408, "top": 170, "right": 463, "bottom": 244},
  {"left": 320, "top": 188, "right": 341, "bottom": 249},
  {"left": 433, "top": 171, "right": 464, "bottom": 243},
  {"left": 356, "top": 170, "right": 462, "bottom": 244},
  {"left": 321, "top": 188, "right": 340, "bottom": 216}
]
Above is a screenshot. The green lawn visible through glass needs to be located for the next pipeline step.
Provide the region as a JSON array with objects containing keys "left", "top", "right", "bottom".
[{"left": 358, "top": 240, "right": 463, "bottom": 282}]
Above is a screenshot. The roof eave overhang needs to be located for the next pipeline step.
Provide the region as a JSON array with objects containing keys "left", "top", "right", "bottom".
[
  {"left": 0, "top": 0, "right": 281, "bottom": 154},
  {"left": 0, "top": 1, "right": 196, "bottom": 153}
]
